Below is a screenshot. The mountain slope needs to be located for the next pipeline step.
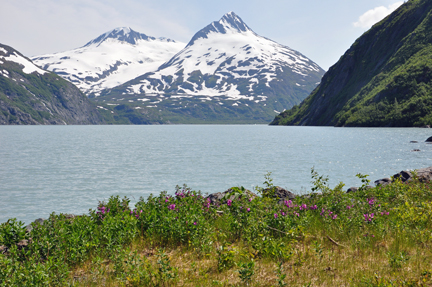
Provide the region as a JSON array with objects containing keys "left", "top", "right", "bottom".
[
  {"left": 97, "top": 12, "right": 324, "bottom": 124},
  {"left": 32, "top": 27, "right": 185, "bottom": 97},
  {"left": 0, "top": 43, "right": 104, "bottom": 125},
  {"left": 271, "top": 0, "right": 432, "bottom": 127}
]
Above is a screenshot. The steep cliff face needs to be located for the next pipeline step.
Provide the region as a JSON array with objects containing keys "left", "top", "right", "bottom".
[
  {"left": 272, "top": 0, "right": 432, "bottom": 127},
  {"left": 0, "top": 43, "right": 104, "bottom": 125}
]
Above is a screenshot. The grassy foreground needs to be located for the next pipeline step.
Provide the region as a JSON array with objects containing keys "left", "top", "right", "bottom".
[{"left": 1, "top": 171, "right": 432, "bottom": 286}]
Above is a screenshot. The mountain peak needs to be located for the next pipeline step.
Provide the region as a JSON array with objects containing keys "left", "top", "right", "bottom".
[
  {"left": 186, "top": 12, "right": 253, "bottom": 46},
  {"left": 219, "top": 11, "right": 250, "bottom": 33},
  {"left": 82, "top": 27, "right": 174, "bottom": 47}
]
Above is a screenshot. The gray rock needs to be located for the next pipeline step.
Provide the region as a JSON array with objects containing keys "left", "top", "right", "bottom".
[
  {"left": 347, "top": 187, "right": 358, "bottom": 193},
  {"left": 410, "top": 141, "right": 418, "bottom": 143},
  {"left": 25, "top": 217, "right": 46, "bottom": 233},
  {"left": 271, "top": 186, "right": 296, "bottom": 204},
  {"left": 206, "top": 188, "right": 257, "bottom": 205},
  {"left": 206, "top": 192, "right": 225, "bottom": 205},
  {"left": 393, "top": 166, "right": 432, "bottom": 183},
  {"left": 374, "top": 178, "right": 392, "bottom": 186},
  {"left": 426, "top": 136, "right": 432, "bottom": 142},
  {"left": 17, "top": 239, "right": 30, "bottom": 250}
]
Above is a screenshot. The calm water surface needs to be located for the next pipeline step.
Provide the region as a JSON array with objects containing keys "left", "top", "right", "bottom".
[{"left": 1, "top": 125, "right": 431, "bottom": 224}]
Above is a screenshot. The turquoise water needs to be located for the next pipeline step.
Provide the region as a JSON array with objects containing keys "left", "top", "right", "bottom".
[{"left": 1, "top": 125, "right": 431, "bottom": 224}]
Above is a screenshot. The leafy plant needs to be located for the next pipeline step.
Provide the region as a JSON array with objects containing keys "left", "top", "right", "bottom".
[
  {"left": 217, "top": 245, "right": 236, "bottom": 272},
  {"left": 237, "top": 260, "right": 255, "bottom": 285},
  {"left": 387, "top": 251, "right": 410, "bottom": 269},
  {"left": 0, "top": 218, "right": 27, "bottom": 248},
  {"left": 275, "top": 261, "right": 287, "bottom": 287}
]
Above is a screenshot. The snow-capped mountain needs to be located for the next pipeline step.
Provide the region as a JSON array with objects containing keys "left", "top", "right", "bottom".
[
  {"left": 32, "top": 27, "right": 185, "bottom": 96},
  {"left": 102, "top": 12, "right": 324, "bottom": 112}
]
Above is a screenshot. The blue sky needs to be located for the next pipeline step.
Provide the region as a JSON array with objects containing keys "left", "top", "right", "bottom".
[{"left": 1, "top": 0, "right": 403, "bottom": 70}]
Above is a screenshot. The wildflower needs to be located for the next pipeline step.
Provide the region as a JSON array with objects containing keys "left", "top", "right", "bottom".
[
  {"left": 364, "top": 213, "right": 374, "bottom": 222},
  {"left": 249, "top": 198, "right": 253, "bottom": 202},
  {"left": 227, "top": 199, "right": 232, "bottom": 206},
  {"left": 274, "top": 213, "right": 278, "bottom": 219},
  {"left": 332, "top": 215, "right": 337, "bottom": 220},
  {"left": 168, "top": 204, "right": 176, "bottom": 210},
  {"left": 281, "top": 212, "right": 286, "bottom": 216},
  {"left": 310, "top": 205, "right": 318, "bottom": 210},
  {"left": 247, "top": 208, "right": 251, "bottom": 212},
  {"left": 193, "top": 222, "right": 197, "bottom": 225},
  {"left": 347, "top": 206, "right": 351, "bottom": 210}
]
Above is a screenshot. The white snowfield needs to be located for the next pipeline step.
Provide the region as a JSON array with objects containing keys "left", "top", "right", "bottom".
[
  {"left": 32, "top": 28, "right": 185, "bottom": 96},
  {"left": 30, "top": 13, "right": 323, "bottom": 106},
  {"left": 124, "top": 12, "right": 322, "bottom": 101},
  {"left": 0, "top": 49, "right": 46, "bottom": 75}
]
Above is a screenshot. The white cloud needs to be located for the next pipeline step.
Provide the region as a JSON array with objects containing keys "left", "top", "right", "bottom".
[{"left": 353, "top": 1, "right": 404, "bottom": 29}]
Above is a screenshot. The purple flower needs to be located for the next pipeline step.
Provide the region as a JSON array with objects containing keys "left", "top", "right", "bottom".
[
  {"left": 227, "top": 199, "right": 232, "bottom": 206},
  {"left": 364, "top": 213, "right": 374, "bottom": 222},
  {"left": 247, "top": 208, "right": 251, "bottom": 212},
  {"left": 249, "top": 198, "right": 253, "bottom": 202},
  {"left": 168, "top": 204, "right": 176, "bottom": 210},
  {"left": 274, "top": 213, "right": 278, "bottom": 219},
  {"left": 193, "top": 222, "right": 197, "bottom": 225},
  {"left": 332, "top": 215, "right": 337, "bottom": 220}
]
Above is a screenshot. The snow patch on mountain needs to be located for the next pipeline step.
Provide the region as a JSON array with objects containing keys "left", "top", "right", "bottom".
[
  {"left": 0, "top": 50, "right": 46, "bottom": 75},
  {"left": 119, "top": 12, "right": 323, "bottom": 101},
  {"left": 32, "top": 27, "right": 185, "bottom": 96}
]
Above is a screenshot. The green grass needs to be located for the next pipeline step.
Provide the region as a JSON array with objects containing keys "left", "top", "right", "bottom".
[{"left": 1, "top": 172, "right": 432, "bottom": 286}]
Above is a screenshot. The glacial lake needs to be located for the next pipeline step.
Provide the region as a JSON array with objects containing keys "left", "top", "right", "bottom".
[{"left": 1, "top": 125, "right": 431, "bottom": 224}]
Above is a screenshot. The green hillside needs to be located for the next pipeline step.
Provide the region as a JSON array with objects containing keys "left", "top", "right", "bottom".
[
  {"left": 271, "top": 0, "right": 432, "bottom": 127},
  {"left": 0, "top": 44, "right": 104, "bottom": 125}
]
